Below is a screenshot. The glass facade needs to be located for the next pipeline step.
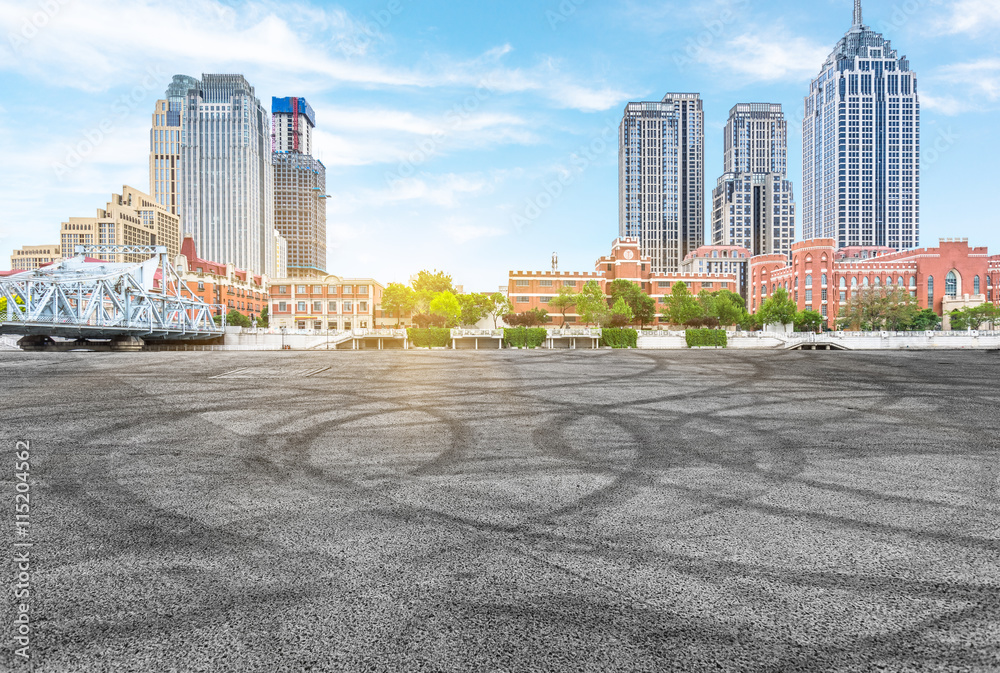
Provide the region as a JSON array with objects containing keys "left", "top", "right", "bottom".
[
  {"left": 179, "top": 74, "right": 277, "bottom": 277},
  {"left": 711, "top": 104, "right": 796, "bottom": 258},
  {"left": 619, "top": 93, "right": 704, "bottom": 273},
  {"left": 802, "top": 2, "right": 919, "bottom": 250}
]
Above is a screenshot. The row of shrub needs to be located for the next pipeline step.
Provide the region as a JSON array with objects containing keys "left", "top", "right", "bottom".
[
  {"left": 685, "top": 328, "right": 728, "bottom": 348},
  {"left": 600, "top": 328, "right": 638, "bottom": 349},
  {"left": 407, "top": 327, "right": 452, "bottom": 348},
  {"left": 503, "top": 327, "right": 548, "bottom": 349}
]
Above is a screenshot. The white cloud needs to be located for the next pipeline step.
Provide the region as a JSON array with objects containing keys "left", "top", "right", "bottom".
[
  {"left": 938, "top": 0, "right": 1000, "bottom": 36},
  {"left": 923, "top": 59, "right": 1000, "bottom": 114},
  {"left": 438, "top": 220, "right": 507, "bottom": 244},
  {"left": 0, "top": 0, "right": 626, "bottom": 112},
  {"left": 693, "top": 28, "right": 829, "bottom": 83}
]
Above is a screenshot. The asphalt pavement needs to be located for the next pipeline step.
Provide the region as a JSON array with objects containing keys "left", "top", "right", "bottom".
[{"left": 1, "top": 349, "right": 998, "bottom": 672}]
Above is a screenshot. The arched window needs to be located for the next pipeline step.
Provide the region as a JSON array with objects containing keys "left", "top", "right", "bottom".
[
  {"left": 873, "top": 276, "right": 881, "bottom": 287},
  {"left": 821, "top": 273, "right": 828, "bottom": 286},
  {"left": 851, "top": 277, "right": 858, "bottom": 288},
  {"left": 946, "top": 271, "right": 958, "bottom": 298},
  {"left": 928, "top": 276, "right": 934, "bottom": 305},
  {"left": 909, "top": 276, "right": 916, "bottom": 288},
  {"left": 974, "top": 276, "right": 981, "bottom": 295},
  {"left": 839, "top": 277, "right": 846, "bottom": 288},
  {"left": 898, "top": 277, "right": 905, "bottom": 287},
  {"left": 863, "top": 277, "right": 870, "bottom": 287},
  {"left": 805, "top": 274, "right": 813, "bottom": 287}
]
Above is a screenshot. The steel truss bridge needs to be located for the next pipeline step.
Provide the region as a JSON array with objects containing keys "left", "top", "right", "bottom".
[{"left": 0, "top": 245, "right": 225, "bottom": 345}]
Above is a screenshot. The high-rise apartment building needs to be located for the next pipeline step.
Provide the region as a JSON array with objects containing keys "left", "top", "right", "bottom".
[
  {"left": 712, "top": 103, "right": 796, "bottom": 257},
  {"left": 619, "top": 93, "right": 704, "bottom": 273},
  {"left": 179, "top": 74, "right": 279, "bottom": 277},
  {"left": 271, "top": 97, "right": 327, "bottom": 278},
  {"left": 59, "top": 186, "right": 181, "bottom": 264},
  {"left": 802, "top": 0, "right": 919, "bottom": 249},
  {"left": 149, "top": 75, "right": 200, "bottom": 218}
]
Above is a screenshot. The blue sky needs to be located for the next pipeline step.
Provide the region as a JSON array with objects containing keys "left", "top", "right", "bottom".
[{"left": 0, "top": 0, "right": 997, "bottom": 289}]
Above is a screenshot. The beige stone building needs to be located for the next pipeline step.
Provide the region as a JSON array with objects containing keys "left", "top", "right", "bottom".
[
  {"left": 10, "top": 244, "right": 61, "bottom": 271},
  {"left": 270, "top": 276, "right": 384, "bottom": 331},
  {"left": 60, "top": 186, "right": 181, "bottom": 264}
]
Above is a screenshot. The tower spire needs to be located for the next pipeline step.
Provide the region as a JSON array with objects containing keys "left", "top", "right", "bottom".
[{"left": 853, "top": 0, "right": 863, "bottom": 27}]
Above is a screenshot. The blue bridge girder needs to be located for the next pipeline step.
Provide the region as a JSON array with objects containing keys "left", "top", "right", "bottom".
[{"left": 0, "top": 245, "right": 225, "bottom": 341}]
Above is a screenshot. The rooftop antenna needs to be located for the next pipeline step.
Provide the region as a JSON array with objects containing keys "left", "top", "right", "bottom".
[
  {"left": 853, "top": 0, "right": 863, "bottom": 27},
  {"left": 552, "top": 252, "right": 558, "bottom": 272}
]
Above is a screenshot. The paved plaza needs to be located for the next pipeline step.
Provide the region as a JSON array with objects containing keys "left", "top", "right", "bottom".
[{"left": 2, "top": 350, "right": 999, "bottom": 672}]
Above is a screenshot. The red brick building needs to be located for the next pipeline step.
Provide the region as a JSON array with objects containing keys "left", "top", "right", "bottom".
[
  {"left": 509, "top": 238, "right": 738, "bottom": 325},
  {"left": 174, "top": 236, "right": 269, "bottom": 320},
  {"left": 749, "top": 238, "right": 1000, "bottom": 328}
]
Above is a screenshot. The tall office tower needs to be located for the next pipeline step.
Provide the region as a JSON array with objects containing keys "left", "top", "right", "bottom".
[
  {"left": 711, "top": 104, "right": 796, "bottom": 257},
  {"left": 802, "top": 0, "right": 919, "bottom": 249},
  {"left": 619, "top": 93, "right": 704, "bottom": 273},
  {"left": 149, "top": 75, "right": 200, "bottom": 217},
  {"left": 179, "top": 74, "right": 278, "bottom": 276},
  {"left": 271, "top": 97, "right": 327, "bottom": 278}
]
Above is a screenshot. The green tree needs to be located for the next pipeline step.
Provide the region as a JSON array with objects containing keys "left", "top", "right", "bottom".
[
  {"left": 483, "top": 292, "right": 513, "bottom": 329},
  {"left": 707, "top": 290, "right": 747, "bottom": 328},
  {"left": 905, "top": 308, "right": 942, "bottom": 331},
  {"left": 576, "top": 280, "right": 609, "bottom": 327},
  {"left": 794, "top": 309, "right": 825, "bottom": 333},
  {"left": 756, "top": 287, "right": 798, "bottom": 328},
  {"left": 661, "top": 282, "right": 703, "bottom": 327},
  {"left": 256, "top": 305, "right": 269, "bottom": 328},
  {"left": 381, "top": 283, "right": 416, "bottom": 327},
  {"left": 458, "top": 293, "right": 489, "bottom": 327},
  {"left": 633, "top": 294, "right": 657, "bottom": 328},
  {"left": 429, "top": 291, "right": 462, "bottom": 328},
  {"left": 411, "top": 270, "right": 454, "bottom": 295},
  {"left": 950, "top": 303, "right": 1000, "bottom": 330},
  {"left": 838, "top": 286, "right": 918, "bottom": 331},
  {"left": 226, "top": 309, "right": 252, "bottom": 328},
  {"left": 608, "top": 296, "right": 634, "bottom": 328},
  {"left": 547, "top": 286, "right": 578, "bottom": 327}
]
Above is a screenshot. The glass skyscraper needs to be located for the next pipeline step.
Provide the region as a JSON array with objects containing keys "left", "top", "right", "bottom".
[
  {"left": 619, "top": 93, "right": 704, "bottom": 273},
  {"left": 802, "top": 0, "right": 919, "bottom": 249},
  {"left": 179, "top": 74, "right": 280, "bottom": 277},
  {"left": 712, "top": 104, "right": 796, "bottom": 257}
]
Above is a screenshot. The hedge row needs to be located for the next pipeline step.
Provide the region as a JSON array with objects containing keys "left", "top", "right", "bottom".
[
  {"left": 407, "top": 327, "right": 451, "bottom": 348},
  {"left": 600, "top": 328, "right": 638, "bottom": 349},
  {"left": 685, "top": 328, "right": 727, "bottom": 348},
  {"left": 504, "top": 327, "right": 548, "bottom": 349}
]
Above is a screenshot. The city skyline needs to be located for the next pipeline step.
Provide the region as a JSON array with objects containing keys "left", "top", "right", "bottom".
[{"left": 0, "top": 0, "right": 996, "bottom": 290}]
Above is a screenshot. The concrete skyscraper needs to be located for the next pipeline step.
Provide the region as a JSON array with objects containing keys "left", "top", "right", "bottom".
[
  {"left": 179, "top": 74, "right": 281, "bottom": 277},
  {"left": 712, "top": 103, "right": 796, "bottom": 257},
  {"left": 272, "top": 97, "right": 327, "bottom": 278},
  {"left": 619, "top": 93, "right": 704, "bottom": 273},
  {"left": 149, "top": 75, "right": 199, "bottom": 217},
  {"left": 802, "top": 0, "right": 919, "bottom": 249}
]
